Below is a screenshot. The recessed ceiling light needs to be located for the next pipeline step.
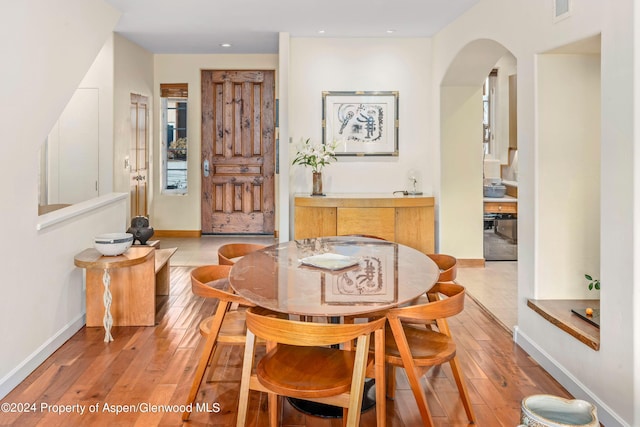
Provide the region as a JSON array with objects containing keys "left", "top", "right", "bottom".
[
  {"left": 220, "top": 43, "right": 232, "bottom": 48},
  {"left": 386, "top": 29, "right": 396, "bottom": 34},
  {"left": 318, "top": 30, "right": 326, "bottom": 34}
]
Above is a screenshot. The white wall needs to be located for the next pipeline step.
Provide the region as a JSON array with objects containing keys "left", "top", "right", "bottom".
[
  {"left": 45, "top": 88, "right": 99, "bottom": 205},
  {"left": 0, "top": 0, "right": 122, "bottom": 398},
  {"left": 83, "top": 35, "right": 116, "bottom": 199},
  {"left": 433, "top": 0, "right": 634, "bottom": 424},
  {"left": 288, "top": 38, "right": 433, "bottom": 238},
  {"left": 537, "top": 53, "right": 601, "bottom": 299},
  {"left": 42, "top": 34, "right": 115, "bottom": 208},
  {"left": 152, "top": 54, "right": 278, "bottom": 231}
]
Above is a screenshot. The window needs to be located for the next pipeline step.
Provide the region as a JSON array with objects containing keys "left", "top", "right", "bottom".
[
  {"left": 482, "top": 70, "right": 497, "bottom": 156},
  {"left": 160, "top": 83, "right": 188, "bottom": 193}
]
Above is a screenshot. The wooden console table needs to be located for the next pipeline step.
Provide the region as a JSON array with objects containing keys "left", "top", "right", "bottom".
[
  {"left": 74, "top": 246, "right": 177, "bottom": 342},
  {"left": 294, "top": 193, "right": 435, "bottom": 254}
]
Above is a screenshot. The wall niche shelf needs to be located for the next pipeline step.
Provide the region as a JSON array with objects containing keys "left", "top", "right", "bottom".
[{"left": 527, "top": 299, "right": 600, "bottom": 351}]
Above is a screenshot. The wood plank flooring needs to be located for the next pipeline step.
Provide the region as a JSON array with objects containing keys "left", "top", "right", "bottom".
[{"left": 0, "top": 267, "right": 571, "bottom": 426}]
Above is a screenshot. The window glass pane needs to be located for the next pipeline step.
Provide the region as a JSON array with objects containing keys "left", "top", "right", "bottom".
[
  {"left": 161, "top": 85, "right": 188, "bottom": 194},
  {"left": 482, "top": 72, "right": 497, "bottom": 156}
]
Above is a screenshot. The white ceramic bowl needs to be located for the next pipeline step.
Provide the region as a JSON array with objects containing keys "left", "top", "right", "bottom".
[
  {"left": 94, "top": 233, "right": 134, "bottom": 256},
  {"left": 520, "top": 394, "right": 598, "bottom": 427}
]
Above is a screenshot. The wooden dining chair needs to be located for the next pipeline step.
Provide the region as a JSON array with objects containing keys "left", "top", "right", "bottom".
[
  {"left": 426, "top": 253, "right": 457, "bottom": 282},
  {"left": 384, "top": 282, "right": 476, "bottom": 426},
  {"left": 182, "top": 264, "right": 255, "bottom": 421},
  {"left": 236, "top": 307, "right": 387, "bottom": 427},
  {"left": 217, "top": 243, "right": 266, "bottom": 265}
]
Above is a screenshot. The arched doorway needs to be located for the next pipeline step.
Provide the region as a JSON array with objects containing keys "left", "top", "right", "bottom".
[{"left": 439, "top": 39, "right": 518, "bottom": 330}]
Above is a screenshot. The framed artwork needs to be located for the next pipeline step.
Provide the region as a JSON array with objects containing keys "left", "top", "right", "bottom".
[{"left": 322, "top": 91, "right": 399, "bottom": 156}]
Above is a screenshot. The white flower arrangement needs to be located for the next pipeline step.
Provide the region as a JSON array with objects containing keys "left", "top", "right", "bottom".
[{"left": 292, "top": 138, "right": 338, "bottom": 173}]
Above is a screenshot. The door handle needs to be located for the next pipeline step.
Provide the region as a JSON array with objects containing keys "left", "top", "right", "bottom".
[{"left": 203, "top": 159, "right": 210, "bottom": 177}]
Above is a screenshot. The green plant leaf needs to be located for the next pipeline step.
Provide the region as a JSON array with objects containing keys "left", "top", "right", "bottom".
[{"left": 585, "top": 274, "right": 593, "bottom": 280}]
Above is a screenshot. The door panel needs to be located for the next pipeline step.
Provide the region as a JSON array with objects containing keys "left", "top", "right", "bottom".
[
  {"left": 130, "top": 94, "right": 149, "bottom": 219},
  {"left": 201, "top": 70, "right": 275, "bottom": 234}
]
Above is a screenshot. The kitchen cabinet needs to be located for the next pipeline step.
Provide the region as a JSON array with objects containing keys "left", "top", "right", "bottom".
[
  {"left": 484, "top": 198, "right": 518, "bottom": 214},
  {"left": 294, "top": 194, "right": 434, "bottom": 254}
]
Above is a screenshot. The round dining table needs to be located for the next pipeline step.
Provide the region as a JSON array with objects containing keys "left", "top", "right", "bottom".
[
  {"left": 228, "top": 236, "right": 441, "bottom": 418},
  {"left": 228, "top": 236, "right": 441, "bottom": 318}
]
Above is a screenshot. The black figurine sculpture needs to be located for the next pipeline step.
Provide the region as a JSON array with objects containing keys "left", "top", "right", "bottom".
[{"left": 127, "top": 216, "right": 155, "bottom": 245}]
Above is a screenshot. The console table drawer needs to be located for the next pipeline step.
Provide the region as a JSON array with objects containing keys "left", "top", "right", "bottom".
[{"left": 484, "top": 202, "right": 517, "bottom": 214}]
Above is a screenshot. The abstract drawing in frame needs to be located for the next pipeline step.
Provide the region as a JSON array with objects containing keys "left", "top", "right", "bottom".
[{"left": 322, "top": 91, "right": 399, "bottom": 156}]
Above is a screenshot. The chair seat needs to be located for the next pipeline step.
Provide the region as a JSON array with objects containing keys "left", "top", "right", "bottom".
[
  {"left": 256, "top": 344, "right": 356, "bottom": 399},
  {"left": 383, "top": 324, "right": 456, "bottom": 367}
]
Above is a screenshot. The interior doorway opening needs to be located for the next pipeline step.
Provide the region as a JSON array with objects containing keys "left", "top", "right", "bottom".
[{"left": 439, "top": 39, "right": 518, "bottom": 329}]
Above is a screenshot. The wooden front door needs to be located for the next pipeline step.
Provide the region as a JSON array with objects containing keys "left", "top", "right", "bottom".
[
  {"left": 130, "top": 93, "right": 149, "bottom": 218},
  {"left": 201, "top": 70, "right": 275, "bottom": 234}
]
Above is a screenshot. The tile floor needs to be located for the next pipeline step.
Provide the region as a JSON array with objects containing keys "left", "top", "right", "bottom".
[
  {"left": 160, "top": 235, "right": 277, "bottom": 266},
  {"left": 159, "top": 235, "right": 518, "bottom": 332},
  {"left": 483, "top": 228, "right": 518, "bottom": 261},
  {"left": 457, "top": 260, "right": 517, "bottom": 332}
]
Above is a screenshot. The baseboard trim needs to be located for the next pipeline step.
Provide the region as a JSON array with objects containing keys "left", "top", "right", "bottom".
[
  {"left": 0, "top": 314, "right": 86, "bottom": 400},
  {"left": 514, "top": 326, "right": 628, "bottom": 427},
  {"left": 458, "top": 258, "right": 485, "bottom": 268},
  {"left": 154, "top": 230, "right": 202, "bottom": 238}
]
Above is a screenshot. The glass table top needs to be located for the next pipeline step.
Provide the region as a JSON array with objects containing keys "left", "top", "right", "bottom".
[{"left": 229, "top": 236, "right": 440, "bottom": 317}]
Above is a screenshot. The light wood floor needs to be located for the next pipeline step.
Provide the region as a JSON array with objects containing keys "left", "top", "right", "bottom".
[{"left": 0, "top": 237, "right": 569, "bottom": 426}]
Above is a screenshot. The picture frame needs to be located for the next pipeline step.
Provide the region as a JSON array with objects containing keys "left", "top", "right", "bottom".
[{"left": 322, "top": 91, "right": 399, "bottom": 156}]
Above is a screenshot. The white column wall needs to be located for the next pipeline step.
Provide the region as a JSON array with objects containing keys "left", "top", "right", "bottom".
[
  {"left": 432, "top": 0, "right": 634, "bottom": 424},
  {"left": 439, "top": 86, "right": 484, "bottom": 258},
  {"left": 278, "top": 33, "right": 291, "bottom": 242}
]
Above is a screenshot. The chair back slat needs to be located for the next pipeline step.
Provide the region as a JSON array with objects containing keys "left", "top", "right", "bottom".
[
  {"left": 246, "top": 307, "right": 386, "bottom": 347},
  {"left": 427, "top": 253, "right": 457, "bottom": 282},
  {"left": 388, "top": 282, "right": 465, "bottom": 323},
  {"left": 190, "top": 265, "right": 255, "bottom": 306},
  {"left": 217, "top": 243, "right": 266, "bottom": 265}
]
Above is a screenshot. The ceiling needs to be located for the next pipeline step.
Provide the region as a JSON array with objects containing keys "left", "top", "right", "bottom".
[{"left": 103, "top": 0, "right": 481, "bottom": 54}]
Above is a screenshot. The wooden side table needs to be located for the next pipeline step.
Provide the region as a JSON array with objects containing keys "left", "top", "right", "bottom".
[{"left": 74, "top": 246, "right": 155, "bottom": 342}]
